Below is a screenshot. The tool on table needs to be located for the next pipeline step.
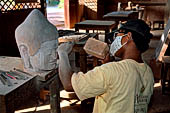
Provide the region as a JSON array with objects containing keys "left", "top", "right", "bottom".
[
  {"left": 14, "top": 68, "right": 32, "bottom": 76},
  {"left": 4, "top": 72, "right": 18, "bottom": 85},
  {"left": 9, "top": 71, "right": 28, "bottom": 80},
  {"left": 0, "top": 73, "right": 13, "bottom": 86},
  {"left": 7, "top": 71, "right": 23, "bottom": 80},
  {"left": 0, "top": 70, "right": 17, "bottom": 80},
  {"left": 0, "top": 75, "right": 6, "bottom": 85},
  {"left": 5, "top": 72, "right": 17, "bottom": 80}
]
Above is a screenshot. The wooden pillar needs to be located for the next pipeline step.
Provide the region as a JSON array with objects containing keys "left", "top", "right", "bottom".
[{"left": 64, "top": 0, "right": 78, "bottom": 28}]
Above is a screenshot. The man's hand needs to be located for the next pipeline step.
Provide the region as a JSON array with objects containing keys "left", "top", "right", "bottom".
[
  {"left": 101, "top": 53, "right": 110, "bottom": 64},
  {"left": 57, "top": 42, "right": 75, "bottom": 54}
]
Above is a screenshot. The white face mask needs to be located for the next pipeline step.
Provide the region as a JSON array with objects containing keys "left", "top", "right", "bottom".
[{"left": 110, "top": 34, "right": 128, "bottom": 56}]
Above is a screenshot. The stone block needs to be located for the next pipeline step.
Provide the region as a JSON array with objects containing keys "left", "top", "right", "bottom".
[{"left": 83, "top": 38, "right": 109, "bottom": 59}]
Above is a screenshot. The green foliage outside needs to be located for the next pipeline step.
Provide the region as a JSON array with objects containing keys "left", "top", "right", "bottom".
[
  {"left": 48, "top": 0, "right": 60, "bottom": 6},
  {"left": 58, "top": 0, "right": 64, "bottom": 9}
]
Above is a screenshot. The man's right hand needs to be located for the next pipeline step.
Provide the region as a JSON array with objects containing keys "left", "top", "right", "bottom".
[
  {"left": 57, "top": 42, "right": 75, "bottom": 54},
  {"left": 101, "top": 53, "right": 110, "bottom": 64}
]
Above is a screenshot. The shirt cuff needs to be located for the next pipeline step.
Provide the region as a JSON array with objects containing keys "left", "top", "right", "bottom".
[{"left": 71, "top": 72, "right": 87, "bottom": 101}]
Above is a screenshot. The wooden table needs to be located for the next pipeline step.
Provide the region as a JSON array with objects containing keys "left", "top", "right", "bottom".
[
  {"left": 0, "top": 56, "right": 60, "bottom": 113},
  {"left": 103, "top": 11, "right": 139, "bottom": 22},
  {"left": 0, "top": 71, "right": 37, "bottom": 113},
  {"left": 74, "top": 20, "right": 117, "bottom": 42}
]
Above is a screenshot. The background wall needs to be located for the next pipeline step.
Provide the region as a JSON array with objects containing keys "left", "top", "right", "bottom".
[{"left": 64, "top": 0, "right": 167, "bottom": 28}]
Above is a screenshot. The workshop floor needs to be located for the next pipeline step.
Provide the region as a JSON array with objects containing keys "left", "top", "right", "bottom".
[
  {"left": 15, "top": 90, "right": 93, "bottom": 113},
  {"left": 14, "top": 82, "right": 170, "bottom": 113}
]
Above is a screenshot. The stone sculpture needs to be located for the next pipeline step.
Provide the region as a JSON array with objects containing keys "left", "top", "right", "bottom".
[{"left": 15, "top": 9, "right": 59, "bottom": 72}]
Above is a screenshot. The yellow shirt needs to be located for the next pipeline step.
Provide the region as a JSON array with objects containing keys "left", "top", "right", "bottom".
[{"left": 71, "top": 59, "right": 154, "bottom": 113}]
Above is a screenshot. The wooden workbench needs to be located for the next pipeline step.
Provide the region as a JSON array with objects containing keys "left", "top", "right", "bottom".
[
  {"left": 75, "top": 20, "right": 117, "bottom": 43},
  {"left": 103, "top": 11, "right": 139, "bottom": 21},
  {"left": 0, "top": 56, "right": 60, "bottom": 113},
  {"left": 0, "top": 72, "right": 36, "bottom": 113}
]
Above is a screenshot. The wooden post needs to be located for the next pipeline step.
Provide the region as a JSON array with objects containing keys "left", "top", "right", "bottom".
[
  {"left": 64, "top": 0, "right": 78, "bottom": 28},
  {"left": 50, "top": 75, "right": 61, "bottom": 113}
]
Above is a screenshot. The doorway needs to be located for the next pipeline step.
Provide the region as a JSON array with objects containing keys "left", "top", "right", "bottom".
[{"left": 46, "top": 0, "right": 65, "bottom": 29}]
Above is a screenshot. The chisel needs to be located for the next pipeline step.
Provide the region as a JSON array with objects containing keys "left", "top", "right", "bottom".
[
  {"left": 0, "top": 75, "right": 6, "bottom": 85},
  {"left": 0, "top": 73, "right": 13, "bottom": 86},
  {"left": 13, "top": 68, "right": 32, "bottom": 76},
  {"left": 9, "top": 71, "right": 27, "bottom": 80}
]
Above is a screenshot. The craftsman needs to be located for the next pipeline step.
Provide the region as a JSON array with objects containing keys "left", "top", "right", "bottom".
[{"left": 57, "top": 19, "right": 154, "bottom": 113}]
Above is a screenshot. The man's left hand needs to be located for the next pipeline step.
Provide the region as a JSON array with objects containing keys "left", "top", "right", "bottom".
[{"left": 57, "top": 42, "right": 75, "bottom": 54}]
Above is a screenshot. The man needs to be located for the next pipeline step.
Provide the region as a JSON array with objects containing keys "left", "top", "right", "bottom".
[{"left": 57, "top": 19, "right": 154, "bottom": 113}]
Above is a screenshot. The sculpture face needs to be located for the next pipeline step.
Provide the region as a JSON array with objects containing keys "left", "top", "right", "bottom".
[
  {"left": 15, "top": 9, "right": 59, "bottom": 72},
  {"left": 19, "top": 44, "right": 33, "bottom": 69}
]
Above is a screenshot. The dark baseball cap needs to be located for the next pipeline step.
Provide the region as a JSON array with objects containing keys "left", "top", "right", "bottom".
[
  {"left": 118, "top": 19, "right": 153, "bottom": 52},
  {"left": 119, "top": 19, "right": 153, "bottom": 39}
]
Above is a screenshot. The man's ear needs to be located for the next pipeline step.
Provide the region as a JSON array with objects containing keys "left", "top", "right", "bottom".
[
  {"left": 122, "top": 32, "right": 132, "bottom": 44},
  {"left": 127, "top": 32, "right": 132, "bottom": 40}
]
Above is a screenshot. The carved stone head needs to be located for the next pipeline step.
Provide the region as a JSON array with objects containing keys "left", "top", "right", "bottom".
[{"left": 15, "top": 9, "right": 59, "bottom": 72}]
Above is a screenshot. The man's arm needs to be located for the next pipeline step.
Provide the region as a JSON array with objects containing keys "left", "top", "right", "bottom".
[{"left": 57, "top": 42, "right": 74, "bottom": 92}]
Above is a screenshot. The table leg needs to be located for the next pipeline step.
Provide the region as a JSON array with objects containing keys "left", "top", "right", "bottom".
[
  {"left": 50, "top": 75, "right": 61, "bottom": 113},
  {"left": 105, "top": 29, "right": 110, "bottom": 43},
  {"left": 86, "top": 30, "right": 89, "bottom": 33},
  {"left": 79, "top": 50, "right": 87, "bottom": 73},
  {"left": 75, "top": 25, "right": 79, "bottom": 32}
]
